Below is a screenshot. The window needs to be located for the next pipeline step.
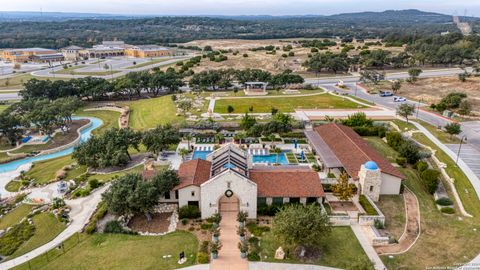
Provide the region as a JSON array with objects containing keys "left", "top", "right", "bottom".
[
  {"left": 306, "top": 197, "right": 317, "bottom": 204},
  {"left": 175, "top": 190, "right": 179, "bottom": 199},
  {"left": 289, "top": 197, "right": 301, "bottom": 204},
  {"left": 188, "top": 201, "right": 199, "bottom": 207},
  {"left": 369, "top": 186, "right": 374, "bottom": 192},
  {"left": 272, "top": 197, "right": 283, "bottom": 205},
  {"left": 164, "top": 192, "right": 171, "bottom": 200},
  {"left": 257, "top": 197, "right": 267, "bottom": 206}
]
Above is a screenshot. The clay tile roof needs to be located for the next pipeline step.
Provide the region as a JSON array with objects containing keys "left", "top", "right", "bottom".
[
  {"left": 174, "top": 159, "right": 212, "bottom": 190},
  {"left": 249, "top": 168, "right": 325, "bottom": 197},
  {"left": 314, "top": 123, "right": 405, "bottom": 180}
]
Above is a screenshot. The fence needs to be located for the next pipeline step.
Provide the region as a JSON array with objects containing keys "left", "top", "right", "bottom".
[{"left": 10, "top": 232, "right": 86, "bottom": 270}]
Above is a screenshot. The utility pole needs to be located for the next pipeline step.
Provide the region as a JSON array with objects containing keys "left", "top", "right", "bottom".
[{"left": 456, "top": 135, "right": 467, "bottom": 165}]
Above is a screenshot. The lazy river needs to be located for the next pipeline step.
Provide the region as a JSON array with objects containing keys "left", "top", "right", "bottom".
[{"left": 0, "top": 116, "right": 103, "bottom": 174}]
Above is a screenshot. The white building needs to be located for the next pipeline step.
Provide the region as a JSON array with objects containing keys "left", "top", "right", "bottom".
[{"left": 158, "top": 144, "right": 325, "bottom": 219}]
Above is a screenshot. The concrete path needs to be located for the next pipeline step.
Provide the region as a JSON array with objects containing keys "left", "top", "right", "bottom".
[
  {"left": 207, "top": 97, "right": 216, "bottom": 113},
  {"left": 0, "top": 185, "right": 109, "bottom": 270},
  {"left": 249, "top": 262, "right": 341, "bottom": 270},
  {"left": 210, "top": 211, "right": 248, "bottom": 270},
  {"left": 351, "top": 224, "right": 387, "bottom": 270},
  {"left": 375, "top": 188, "right": 421, "bottom": 255}
]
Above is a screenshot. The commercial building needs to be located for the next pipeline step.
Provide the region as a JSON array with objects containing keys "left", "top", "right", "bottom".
[
  {"left": 125, "top": 45, "right": 172, "bottom": 58},
  {"left": 0, "top": 48, "right": 60, "bottom": 63},
  {"left": 60, "top": 46, "right": 85, "bottom": 61}
]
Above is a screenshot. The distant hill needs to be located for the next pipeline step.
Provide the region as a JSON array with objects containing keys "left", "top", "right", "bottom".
[{"left": 0, "top": 9, "right": 477, "bottom": 49}]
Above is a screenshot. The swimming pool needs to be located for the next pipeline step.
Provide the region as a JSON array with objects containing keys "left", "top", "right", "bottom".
[
  {"left": 191, "top": 150, "right": 290, "bottom": 165},
  {"left": 0, "top": 116, "right": 103, "bottom": 173}
]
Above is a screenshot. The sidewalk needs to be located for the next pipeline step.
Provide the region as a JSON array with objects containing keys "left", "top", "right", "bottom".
[
  {"left": 0, "top": 185, "right": 109, "bottom": 270},
  {"left": 351, "top": 224, "right": 387, "bottom": 270},
  {"left": 210, "top": 211, "right": 248, "bottom": 270}
]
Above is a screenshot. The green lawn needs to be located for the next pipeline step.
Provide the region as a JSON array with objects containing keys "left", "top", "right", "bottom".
[
  {"left": 363, "top": 136, "right": 399, "bottom": 163},
  {"left": 10, "top": 212, "right": 65, "bottom": 258},
  {"left": 125, "top": 59, "right": 169, "bottom": 69},
  {"left": 392, "top": 119, "right": 417, "bottom": 132},
  {"left": 415, "top": 120, "right": 461, "bottom": 144},
  {"left": 214, "top": 93, "right": 365, "bottom": 113},
  {"left": 89, "top": 164, "right": 145, "bottom": 183},
  {"left": 260, "top": 227, "right": 372, "bottom": 269},
  {"left": 55, "top": 66, "right": 121, "bottom": 76},
  {"left": 0, "top": 73, "right": 64, "bottom": 89},
  {"left": 26, "top": 155, "right": 82, "bottom": 184},
  {"left": 13, "top": 231, "right": 198, "bottom": 270},
  {"left": 376, "top": 195, "right": 405, "bottom": 240},
  {"left": 75, "top": 109, "right": 120, "bottom": 134},
  {"left": 5, "top": 180, "right": 22, "bottom": 192},
  {"left": 0, "top": 204, "right": 34, "bottom": 230},
  {"left": 0, "top": 104, "right": 9, "bottom": 113},
  {"left": 120, "top": 95, "right": 184, "bottom": 130}
]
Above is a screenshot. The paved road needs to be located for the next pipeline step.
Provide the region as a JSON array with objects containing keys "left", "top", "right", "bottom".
[{"left": 0, "top": 92, "right": 20, "bottom": 101}]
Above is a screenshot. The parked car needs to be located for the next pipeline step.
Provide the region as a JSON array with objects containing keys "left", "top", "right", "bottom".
[
  {"left": 379, "top": 90, "right": 393, "bottom": 97},
  {"left": 393, "top": 96, "right": 407, "bottom": 102}
]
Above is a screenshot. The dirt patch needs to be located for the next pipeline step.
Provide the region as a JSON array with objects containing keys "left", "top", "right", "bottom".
[
  {"left": 364, "top": 76, "right": 480, "bottom": 115},
  {"left": 329, "top": 201, "right": 358, "bottom": 212},
  {"left": 128, "top": 212, "right": 172, "bottom": 233},
  {"left": 176, "top": 219, "right": 212, "bottom": 243}
]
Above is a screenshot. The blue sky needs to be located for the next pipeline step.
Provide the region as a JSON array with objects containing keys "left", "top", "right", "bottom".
[{"left": 1, "top": 0, "right": 479, "bottom": 17}]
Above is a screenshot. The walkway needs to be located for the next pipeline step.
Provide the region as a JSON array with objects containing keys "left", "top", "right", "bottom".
[
  {"left": 249, "top": 262, "right": 341, "bottom": 270},
  {"left": 210, "top": 211, "right": 249, "bottom": 270},
  {"left": 0, "top": 185, "right": 109, "bottom": 270},
  {"left": 375, "top": 188, "right": 421, "bottom": 255},
  {"left": 351, "top": 224, "right": 386, "bottom": 270}
]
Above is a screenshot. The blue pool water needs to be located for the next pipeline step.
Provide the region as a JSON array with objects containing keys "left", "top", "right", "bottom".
[
  {"left": 0, "top": 116, "right": 103, "bottom": 173},
  {"left": 191, "top": 150, "right": 290, "bottom": 165},
  {"left": 192, "top": 151, "right": 211, "bottom": 160}
]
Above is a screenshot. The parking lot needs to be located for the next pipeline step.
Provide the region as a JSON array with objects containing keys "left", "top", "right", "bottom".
[{"left": 446, "top": 143, "right": 480, "bottom": 178}]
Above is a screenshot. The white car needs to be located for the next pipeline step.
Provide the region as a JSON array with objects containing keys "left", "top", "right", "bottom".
[{"left": 393, "top": 96, "right": 407, "bottom": 102}]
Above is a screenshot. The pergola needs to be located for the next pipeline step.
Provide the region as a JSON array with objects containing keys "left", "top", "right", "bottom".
[{"left": 244, "top": 82, "right": 268, "bottom": 95}]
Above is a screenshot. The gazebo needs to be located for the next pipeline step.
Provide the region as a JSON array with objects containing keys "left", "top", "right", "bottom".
[{"left": 244, "top": 82, "right": 268, "bottom": 96}]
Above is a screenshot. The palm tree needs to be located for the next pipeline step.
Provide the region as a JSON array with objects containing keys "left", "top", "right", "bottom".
[
  {"left": 235, "top": 132, "right": 246, "bottom": 145},
  {"left": 185, "top": 133, "right": 193, "bottom": 150},
  {"left": 179, "top": 148, "right": 190, "bottom": 161},
  {"left": 215, "top": 133, "right": 225, "bottom": 144},
  {"left": 273, "top": 147, "right": 282, "bottom": 164}
]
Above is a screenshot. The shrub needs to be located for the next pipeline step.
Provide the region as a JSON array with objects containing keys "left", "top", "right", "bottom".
[
  {"left": 396, "top": 157, "right": 407, "bottom": 167},
  {"left": 415, "top": 161, "right": 428, "bottom": 172},
  {"left": 104, "top": 220, "right": 134, "bottom": 234},
  {"left": 200, "top": 240, "right": 209, "bottom": 253},
  {"left": 88, "top": 179, "right": 101, "bottom": 189},
  {"left": 246, "top": 222, "right": 270, "bottom": 236},
  {"left": 181, "top": 219, "right": 188, "bottom": 225},
  {"left": 257, "top": 204, "right": 280, "bottom": 216},
  {"left": 420, "top": 169, "right": 440, "bottom": 194},
  {"left": 247, "top": 252, "right": 261, "bottom": 261},
  {"left": 0, "top": 221, "right": 35, "bottom": 256},
  {"left": 436, "top": 197, "right": 453, "bottom": 206},
  {"left": 441, "top": 207, "right": 455, "bottom": 214},
  {"left": 179, "top": 205, "right": 201, "bottom": 219},
  {"left": 398, "top": 140, "right": 421, "bottom": 164},
  {"left": 84, "top": 201, "right": 108, "bottom": 234},
  {"left": 197, "top": 252, "right": 209, "bottom": 263},
  {"left": 201, "top": 223, "right": 213, "bottom": 230},
  {"left": 386, "top": 132, "right": 403, "bottom": 149},
  {"left": 359, "top": 195, "right": 378, "bottom": 215}
]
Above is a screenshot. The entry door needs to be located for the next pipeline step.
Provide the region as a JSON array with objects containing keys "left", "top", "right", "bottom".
[{"left": 219, "top": 195, "right": 239, "bottom": 213}]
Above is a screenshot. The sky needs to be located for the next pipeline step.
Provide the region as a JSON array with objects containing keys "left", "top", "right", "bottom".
[{"left": 1, "top": 0, "right": 480, "bottom": 17}]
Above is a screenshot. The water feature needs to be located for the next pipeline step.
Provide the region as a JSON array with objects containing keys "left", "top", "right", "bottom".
[
  {"left": 0, "top": 116, "right": 103, "bottom": 173},
  {"left": 191, "top": 150, "right": 291, "bottom": 165}
]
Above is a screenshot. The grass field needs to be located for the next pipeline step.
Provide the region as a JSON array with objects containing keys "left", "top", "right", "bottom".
[
  {"left": 214, "top": 93, "right": 365, "bottom": 113},
  {"left": 13, "top": 231, "right": 198, "bottom": 270},
  {"left": 25, "top": 155, "right": 82, "bottom": 184},
  {"left": 0, "top": 73, "right": 64, "bottom": 89},
  {"left": 10, "top": 212, "right": 65, "bottom": 258},
  {"left": 120, "top": 95, "right": 184, "bottom": 130},
  {"left": 415, "top": 119, "right": 461, "bottom": 144},
  {"left": 392, "top": 119, "right": 417, "bottom": 132},
  {"left": 54, "top": 66, "right": 121, "bottom": 76},
  {"left": 363, "top": 136, "right": 398, "bottom": 163},
  {"left": 125, "top": 59, "right": 169, "bottom": 69},
  {"left": 0, "top": 104, "right": 9, "bottom": 113},
  {"left": 260, "top": 227, "right": 372, "bottom": 269},
  {"left": 75, "top": 109, "right": 120, "bottom": 134},
  {"left": 362, "top": 134, "right": 480, "bottom": 269},
  {"left": 376, "top": 195, "right": 406, "bottom": 240},
  {"left": 0, "top": 204, "right": 34, "bottom": 230},
  {"left": 5, "top": 180, "right": 22, "bottom": 192}
]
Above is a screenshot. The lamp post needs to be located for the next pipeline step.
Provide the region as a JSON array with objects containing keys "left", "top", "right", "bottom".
[{"left": 456, "top": 135, "right": 467, "bottom": 165}]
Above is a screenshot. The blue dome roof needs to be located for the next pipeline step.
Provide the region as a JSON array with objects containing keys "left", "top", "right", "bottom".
[{"left": 364, "top": 161, "right": 379, "bottom": 170}]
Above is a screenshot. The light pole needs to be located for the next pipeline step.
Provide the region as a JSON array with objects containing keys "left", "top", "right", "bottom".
[{"left": 456, "top": 135, "right": 467, "bottom": 165}]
